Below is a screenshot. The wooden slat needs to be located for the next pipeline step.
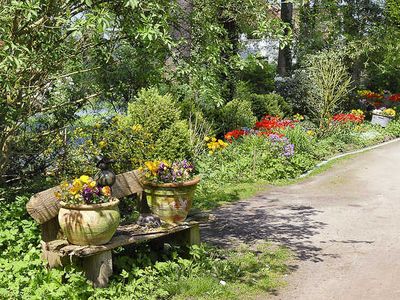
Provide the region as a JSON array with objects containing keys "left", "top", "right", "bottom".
[
  {"left": 26, "top": 187, "right": 61, "bottom": 224},
  {"left": 45, "top": 222, "right": 198, "bottom": 257},
  {"left": 112, "top": 170, "right": 143, "bottom": 199},
  {"left": 26, "top": 170, "right": 143, "bottom": 224}
]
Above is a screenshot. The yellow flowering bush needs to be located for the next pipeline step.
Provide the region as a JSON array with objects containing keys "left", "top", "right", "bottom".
[
  {"left": 205, "top": 137, "right": 228, "bottom": 155},
  {"left": 55, "top": 175, "right": 113, "bottom": 205}
]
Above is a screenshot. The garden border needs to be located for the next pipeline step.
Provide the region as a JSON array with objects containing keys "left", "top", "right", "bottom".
[{"left": 300, "top": 137, "right": 400, "bottom": 178}]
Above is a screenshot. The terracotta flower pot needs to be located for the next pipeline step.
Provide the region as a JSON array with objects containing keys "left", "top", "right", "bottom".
[
  {"left": 58, "top": 199, "right": 120, "bottom": 245},
  {"left": 143, "top": 177, "right": 200, "bottom": 225}
]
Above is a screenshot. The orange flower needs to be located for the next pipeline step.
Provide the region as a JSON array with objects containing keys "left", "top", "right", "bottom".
[{"left": 101, "top": 186, "right": 111, "bottom": 197}]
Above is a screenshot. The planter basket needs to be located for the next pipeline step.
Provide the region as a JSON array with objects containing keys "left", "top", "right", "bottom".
[
  {"left": 371, "top": 113, "right": 392, "bottom": 127},
  {"left": 58, "top": 199, "right": 120, "bottom": 245},
  {"left": 143, "top": 177, "right": 200, "bottom": 224}
]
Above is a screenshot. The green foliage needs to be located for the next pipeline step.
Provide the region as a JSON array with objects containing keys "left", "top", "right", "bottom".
[
  {"left": 127, "top": 88, "right": 181, "bottom": 135},
  {"left": 276, "top": 70, "right": 311, "bottom": 116},
  {"left": 283, "top": 125, "right": 315, "bottom": 154},
  {"left": 61, "top": 88, "right": 194, "bottom": 176},
  {"left": 153, "top": 120, "right": 193, "bottom": 162},
  {"left": 196, "top": 134, "right": 316, "bottom": 209},
  {"left": 385, "top": 120, "right": 400, "bottom": 137},
  {"left": 220, "top": 99, "right": 257, "bottom": 132},
  {"left": 238, "top": 56, "right": 276, "bottom": 94},
  {"left": 386, "top": 0, "right": 400, "bottom": 25},
  {"left": 304, "top": 50, "right": 352, "bottom": 130},
  {"left": 0, "top": 189, "right": 291, "bottom": 299},
  {"left": 249, "top": 93, "right": 292, "bottom": 120},
  {"left": 365, "top": 27, "right": 400, "bottom": 91}
]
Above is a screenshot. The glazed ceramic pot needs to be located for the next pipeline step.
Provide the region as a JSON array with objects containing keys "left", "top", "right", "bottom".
[
  {"left": 58, "top": 199, "right": 120, "bottom": 245},
  {"left": 143, "top": 177, "right": 200, "bottom": 225}
]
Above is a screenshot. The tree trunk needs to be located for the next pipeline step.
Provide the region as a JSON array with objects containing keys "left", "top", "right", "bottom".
[
  {"left": 278, "top": 0, "right": 293, "bottom": 77},
  {"left": 221, "top": 17, "right": 239, "bottom": 101},
  {"left": 171, "top": 0, "right": 193, "bottom": 59}
]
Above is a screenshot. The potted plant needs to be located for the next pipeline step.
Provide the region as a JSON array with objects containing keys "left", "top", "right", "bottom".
[
  {"left": 140, "top": 160, "right": 200, "bottom": 225},
  {"left": 55, "top": 175, "right": 120, "bottom": 245},
  {"left": 371, "top": 108, "right": 396, "bottom": 127}
]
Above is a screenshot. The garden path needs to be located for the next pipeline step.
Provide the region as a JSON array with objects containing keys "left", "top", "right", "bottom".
[{"left": 201, "top": 140, "right": 400, "bottom": 300}]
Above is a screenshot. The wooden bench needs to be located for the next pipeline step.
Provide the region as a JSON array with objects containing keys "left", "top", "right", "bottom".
[{"left": 26, "top": 170, "right": 200, "bottom": 287}]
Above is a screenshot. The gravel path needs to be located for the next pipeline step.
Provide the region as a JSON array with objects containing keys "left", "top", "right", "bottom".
[{"left": 201, "top": 140, "right": 400, "bottom": 300}]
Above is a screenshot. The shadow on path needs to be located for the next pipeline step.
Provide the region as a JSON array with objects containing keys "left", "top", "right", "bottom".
[{"left": 201, "top": 196, "right": 328, "bottom": 263}]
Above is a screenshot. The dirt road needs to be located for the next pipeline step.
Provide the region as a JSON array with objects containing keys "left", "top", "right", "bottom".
[{"left": 201, "top": 140, "right": 400, "bottom": 300}]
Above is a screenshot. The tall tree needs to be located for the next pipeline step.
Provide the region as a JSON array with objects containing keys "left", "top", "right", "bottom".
[{"left": 278, "top": 0, "right": 293, "bottom": 76}]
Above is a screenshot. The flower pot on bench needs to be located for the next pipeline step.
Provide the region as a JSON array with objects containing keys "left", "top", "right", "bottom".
[
  {"left": 143, "top": 177, "right": 200, "bottom": 225},
  {"left": 58, "top": 199, "right": 120, "bottom": 246}
]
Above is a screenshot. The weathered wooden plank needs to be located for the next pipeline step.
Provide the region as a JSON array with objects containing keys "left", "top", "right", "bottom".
[
  {"left": 46, "top": 222, "right": 199, "bottom": 257},
  {"left": 112, "top": 170, "right": 143, "bottom": 199},
  {"left": 40, "top": 217, "right": 67, "bottom": 268},
  {"left": 27, "top": 187, "right": 61, "bottom": 224}
]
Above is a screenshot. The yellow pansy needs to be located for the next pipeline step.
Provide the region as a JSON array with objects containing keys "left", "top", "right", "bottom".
[
  {"left": 79, "top": 175, "right": 90, "bottom": 184},
  {"left": 307, "top": 130, "right": 315, "bottom": 136},
  {"left": 145, "top": 161, "right": 159, "bottom": 176},
  {"left": 72, "top": 178, "right": 83, "bottom": 190},
  {"left": 88, "top": 180, "right": 97, "bottom": 188},
  {"left": 69, "top": 186, "right": 80, "bottom": 195}
]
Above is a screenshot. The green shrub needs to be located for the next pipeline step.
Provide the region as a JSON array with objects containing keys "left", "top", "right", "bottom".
[
  {"left": 249, "top": 93, "right": 292, "bottom": 119},
  {"left": 61, "top": 88, "right": 194, "bottom": 176},
  {"left": 127, "top": 87, "right": 181, "bottom": 135},
  {"left": 276, "top": 70, "right": 311, "bottom": 116},
  {"left": 220, "top": 99, "right": 257, "bottom": 132},
  {"left": 238, "top": 56, "right": 276, "bottom": 94},
  {"left": 153, "top": 120, "right": 193, "bottom": 161}
]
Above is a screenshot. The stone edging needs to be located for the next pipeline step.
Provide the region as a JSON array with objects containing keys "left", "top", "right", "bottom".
[{"left": 300, "top": 137, "right": 400, "bottom": 178}]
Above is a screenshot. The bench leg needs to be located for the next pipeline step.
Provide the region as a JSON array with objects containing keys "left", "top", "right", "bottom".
[
  {"left": 81, "top": 250, "right": 113, "bottom": 288},
  {"left": 173, "top": 223, "right": 201, "bottom": 246}
]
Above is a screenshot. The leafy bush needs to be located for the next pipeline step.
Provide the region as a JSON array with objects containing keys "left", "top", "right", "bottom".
[
  {"left": 127, "top": 88, "right": 181, "bottom": 135},
  {"left": 60, "top": 88, "right": 194, "bottom": 176},
  {"left": 249, "top": 93, "right": 292, "bottom": 119},
  {"left": 220, "top": 99, "right": 257, "bottom": 133},
  {"left": 238, "top": 56, "right": 276, "bottom": 94},
  {"left": 283, "top": 125, "right": 316, "bottom": 154},
  {"left": 276, "top": 70, "right": 311, "bottom": 116}
]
